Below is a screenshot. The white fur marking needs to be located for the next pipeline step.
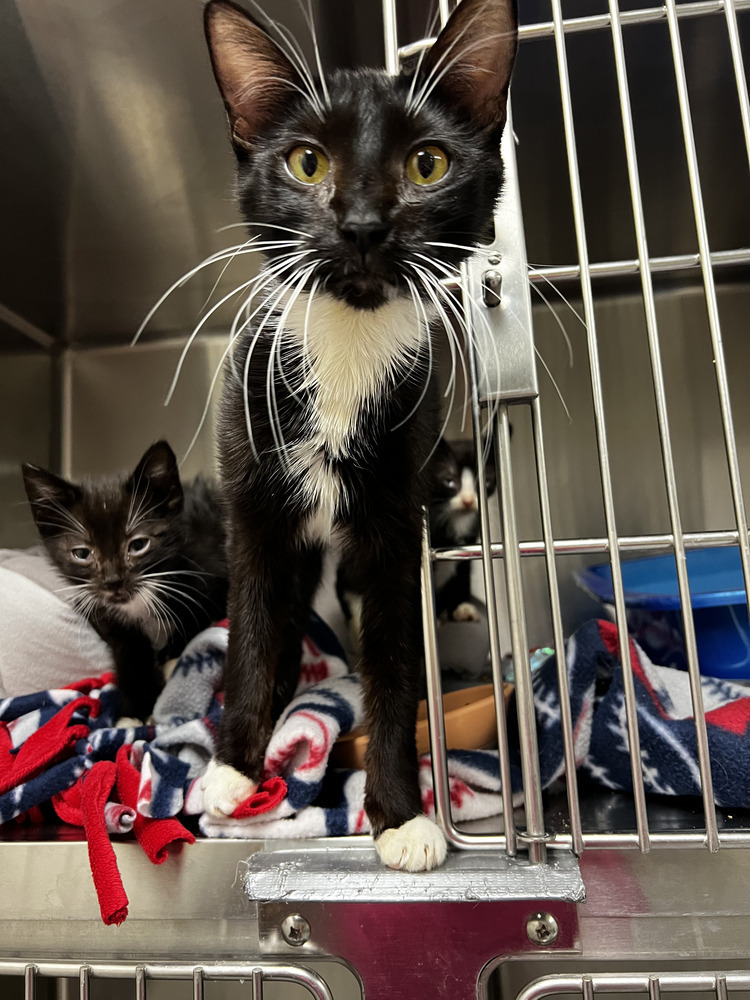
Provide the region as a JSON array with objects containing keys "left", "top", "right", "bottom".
[
  {"left": 283, "top": 293, "right": 428, "bottom": 541},
  {"left": 375, "top": 815, "right": 448, "bottom": 872},
  {"left": 200, "top": 758, "right": 257, "bottom": 818},
  {"left": 453, "top": 601, "right": 480, "bottom": 622}
]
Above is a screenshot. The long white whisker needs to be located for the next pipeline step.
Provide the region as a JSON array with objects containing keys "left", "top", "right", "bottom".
[
  {"left": 530, "top": 283, "right": 574, "bottom": 368},
  {"left": 241, "top": 0, "right": 326, "bottom": 118},
  {"left": 131, "top": 239, "right": 304, "bottom": 345},
  {"left": 535, "top": 346, "right": 573, "bottom": 423},
  {"left": 390, "top": 278, "right": 434, "bottom": 431},
  {"left": 529, "top": 267, "right": 587, "bottom": 333},
  {"left": 218, "top": 222, "right": 314, "bottom": 239},
  {"left": 265, "top": 264, "right": 318, "bottom": 470},
  {"left": 297, "top": 0, "right": 331, "bottom": 110},
  {"left": 241, "top": 266, "right": 315, "bottom": 460},
  {"left": 180, "top": 255, "right": 315, "bottom": 464},
  {"left": 412, "top": 31, "right": 507, "bottom": 116}
]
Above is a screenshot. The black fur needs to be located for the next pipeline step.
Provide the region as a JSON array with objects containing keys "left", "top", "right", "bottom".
[
  {"left": 22, "top": 442, "right": 228, "bottom": 720},
  {"left": 204, "top": 0, "right": 518, "bottom": 840}
]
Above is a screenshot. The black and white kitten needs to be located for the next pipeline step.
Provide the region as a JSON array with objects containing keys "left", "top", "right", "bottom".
[
  {"left": 336, "top": 436, "right": 497, "bottom": 641},
  {"left": 22, "top": 442, "right": 228, "bottom": 721},
  {"left": 429, "top": 437, "right": 497, "bottom": 622},
  {"left": 200, "top": 0, "right": 517, "bottom": 870}
]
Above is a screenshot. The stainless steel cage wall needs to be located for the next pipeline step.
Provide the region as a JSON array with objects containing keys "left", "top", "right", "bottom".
[{"left": 1, "top": 0, "right": 750, "bottom": 997}]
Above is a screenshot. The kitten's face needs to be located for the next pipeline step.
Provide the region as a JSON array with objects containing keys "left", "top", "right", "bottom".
[
  {"left": 429, "top": 438, "right": 497, "bottom": 543},
  {"left": 22, "top": 442, "right": 183, "bottom": 624},
  {"left": 205, "top": 0, "right": 518, "bottom": 311},
  {"left": 232, "top": 73, "right": 504, "bottom": 310}
]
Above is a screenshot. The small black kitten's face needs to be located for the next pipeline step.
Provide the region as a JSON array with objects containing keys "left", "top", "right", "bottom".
[
  {"left": 205, "top": 0, "right": 518, "bottom": 310},
  {"left": 22, "top": 442, "right": 183, "bottom": 625},
  {"left": 429, "top": 438, "right": 497, "bottom": 545}
]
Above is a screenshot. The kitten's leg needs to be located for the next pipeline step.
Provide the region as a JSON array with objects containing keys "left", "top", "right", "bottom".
[
  {"left": 201, "top": 531, "right": 322, "bottom": 817},
  {"left": 104, "top": 624, "right": 163, "bottom": 722},
  {"left": 435, "top": 561, "right": 479, "bottom": 622},
  {"left": 349, "top": 523, "right": 447, "bottom": 872}
]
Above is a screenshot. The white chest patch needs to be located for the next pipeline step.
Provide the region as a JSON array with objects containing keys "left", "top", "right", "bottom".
[
  {"left": 281, "top": 292, "right": 428, "bottom": 544},
  {"left": 113, "top": 590, "right": 168, "bottom": 647}
]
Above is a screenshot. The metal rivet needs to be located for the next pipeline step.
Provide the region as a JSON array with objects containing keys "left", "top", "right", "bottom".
[
  {"left": 526, "top": 911, "right": 559, "bottom": 946},
  {"left": 281, "top": 913, "right": 311, "bottom": 946},
  {"left": 482, "top": 269, "right": 503, "bottom": 307}
]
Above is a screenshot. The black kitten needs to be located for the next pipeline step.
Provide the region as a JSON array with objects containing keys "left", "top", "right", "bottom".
[
  {"left": 336, "top": 436, "right": 496, "bottom": 640},
  {"left": 200, "top": 0, "right": 517, "bottom": 870},
  {"left": 22, "top": 442, "right": 228, "bottom": 720},
  {"left": 429, "top": 438, "right": 497, "bottom": 621}
]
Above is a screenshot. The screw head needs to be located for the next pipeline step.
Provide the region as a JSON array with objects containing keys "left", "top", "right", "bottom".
[
  {"left": 281, "top": 913, "right": 311, "bottom": 946},
  {"left": 526, "top": 911, "right": 559, "bottom": 946}
]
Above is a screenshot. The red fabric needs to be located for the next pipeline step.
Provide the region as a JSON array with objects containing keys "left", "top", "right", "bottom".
[
  {"left": 115, "top": 746, "right": 195, "bottom": 864},
  {"left": 706, "top": 699, "right": 750, "bottom": 735},
  {"left": 0, "top": 697, "right": 96, "bottom": 796},
  {"left": 231, "top": 776, "right": 287, "bottom": 818},
  {"left": 62, "top": 674, "right": 116, "bottom": 694},
  {"left": 52, "top": 781, "right": 84, "bottom": 826},
  {"left": 80, "top": 761, "right": 129, "bottom": 926}
]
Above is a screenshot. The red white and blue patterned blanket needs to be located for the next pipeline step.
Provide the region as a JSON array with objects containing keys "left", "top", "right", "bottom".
[{"left": 2, "top": 616, "right": 750, "bottom": 924}]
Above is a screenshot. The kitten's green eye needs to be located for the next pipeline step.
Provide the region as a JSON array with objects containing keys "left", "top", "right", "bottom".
[
  {"left": 286, "top": 146, "right": 329, "bottom": 185},
  {"left": 406, "top": 145, "right": 449, "bottom": 186},
  {"left": 71, "top": 547, "right": 92, "bottom": 563},
  {"left": 128, "top": 536, "right": 150, "bottom": 556}
]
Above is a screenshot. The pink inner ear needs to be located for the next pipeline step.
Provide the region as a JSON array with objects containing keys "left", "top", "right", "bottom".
[
  {"left": 417, "top": 0, "right": 517, "bottom": 133},
  {"left": 205, "top": 2, "right": 299, "bottom": 148}
]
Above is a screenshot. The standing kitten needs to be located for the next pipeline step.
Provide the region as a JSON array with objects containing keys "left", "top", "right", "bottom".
[
  {"left": 429, "top": 437, "right": 497, "bottom": 622},
  {"left": 22, "top": 442, "right": 228, "bottom": 720},
  {"left": 200, "top": 0, "right": 517, "bottom": 870}
]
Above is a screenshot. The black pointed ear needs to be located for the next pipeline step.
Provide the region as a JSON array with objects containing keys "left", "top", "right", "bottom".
[
  {"left": 414, "top": 0, "right": 518, "bottom": 140},
  {"left": 204, "top": 0, "right": 299, "bottom": 151},
  {"left": 129, "top": 442, "right": 183, "bottom": 513},
  {"left": 21, "top": 464, "right": 81, "bottom": 535}
]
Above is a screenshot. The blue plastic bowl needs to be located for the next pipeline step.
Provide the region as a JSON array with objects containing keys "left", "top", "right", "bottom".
[{"left": 575, "top": 547, "right": 750, "bottom": 680}]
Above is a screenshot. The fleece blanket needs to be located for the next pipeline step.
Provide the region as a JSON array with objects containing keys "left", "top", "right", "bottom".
[{"left": 3, "top": 616, "right": 750, "bottom": 925}]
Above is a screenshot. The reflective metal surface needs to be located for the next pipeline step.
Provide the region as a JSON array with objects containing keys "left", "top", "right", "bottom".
[{"left": 242, "top": 845, "right": 585, "bottom": 903}]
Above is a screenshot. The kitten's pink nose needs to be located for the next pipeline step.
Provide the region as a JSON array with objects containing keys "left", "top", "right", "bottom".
[{"left": 461, "top": 496, "right": 476, "bottom": 510}]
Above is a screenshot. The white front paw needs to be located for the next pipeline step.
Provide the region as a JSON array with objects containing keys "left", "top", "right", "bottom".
[
  {"left": 453, "top": 601, "right": 480, "bottom": 622},
  {"left": 375, "top": 816, "right": 447, "bottom": 872},
  {"left": 200, "top": 758, "right": 257, "bottom": 818}
]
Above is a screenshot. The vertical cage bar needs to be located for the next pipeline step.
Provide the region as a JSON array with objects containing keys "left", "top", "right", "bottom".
[
  {"left": 251, "top": 967, "right": 264, "bottom": 1000},
  {"left": 549, "top": 0, "right": 651, "bottom": 851},
  {"left": 55, "top": 980, "right": 72, "bottom": 1000},
  {"left": 421, "top": 516, "right": 454, "bottom": 840},
  {"left": 467, "top": 334, "right": 519, "bottom": 855},
  {"left": 608, "top": 0, "right": 720, "bottom": 850},
  {"left": 716, "top": 974, "right": 729, "bottom": 1000},
  {"left": 192, "top": 968, "right": 204, "bottom": 1000},
  {"left": 78, "top": 967, "right": 90, "bottom": 1000},
  {"left": 135, "top": 966, "right": 146, "bottom": 1000},
  {"left": 382, "top": 0, "right": 399, "bottom": 75},
  {"left": 24, "top": 966, "right": 37, "bottom": 1000},
  {"left": 648, "top": 975, "right": 662, "bottom": 1000},
  {"left": 723, "top": 0, "right": 750, "bottom": 167},
  {"left": 582, "top": 975, "right": 595, "bottom": 1000},
  {"left": 531, "top": 396, "right": 584, "bottom": 855},
  {"left": 664, "top": 0, "right": 750, "bottom": 689},
  {"left": 492, "top": 401, "right": 547, "bottom": 862}
]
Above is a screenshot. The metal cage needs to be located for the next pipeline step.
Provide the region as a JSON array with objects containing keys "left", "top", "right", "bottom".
[{"left": 1, "top": 0, "right": 749, "bottom": 997}]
